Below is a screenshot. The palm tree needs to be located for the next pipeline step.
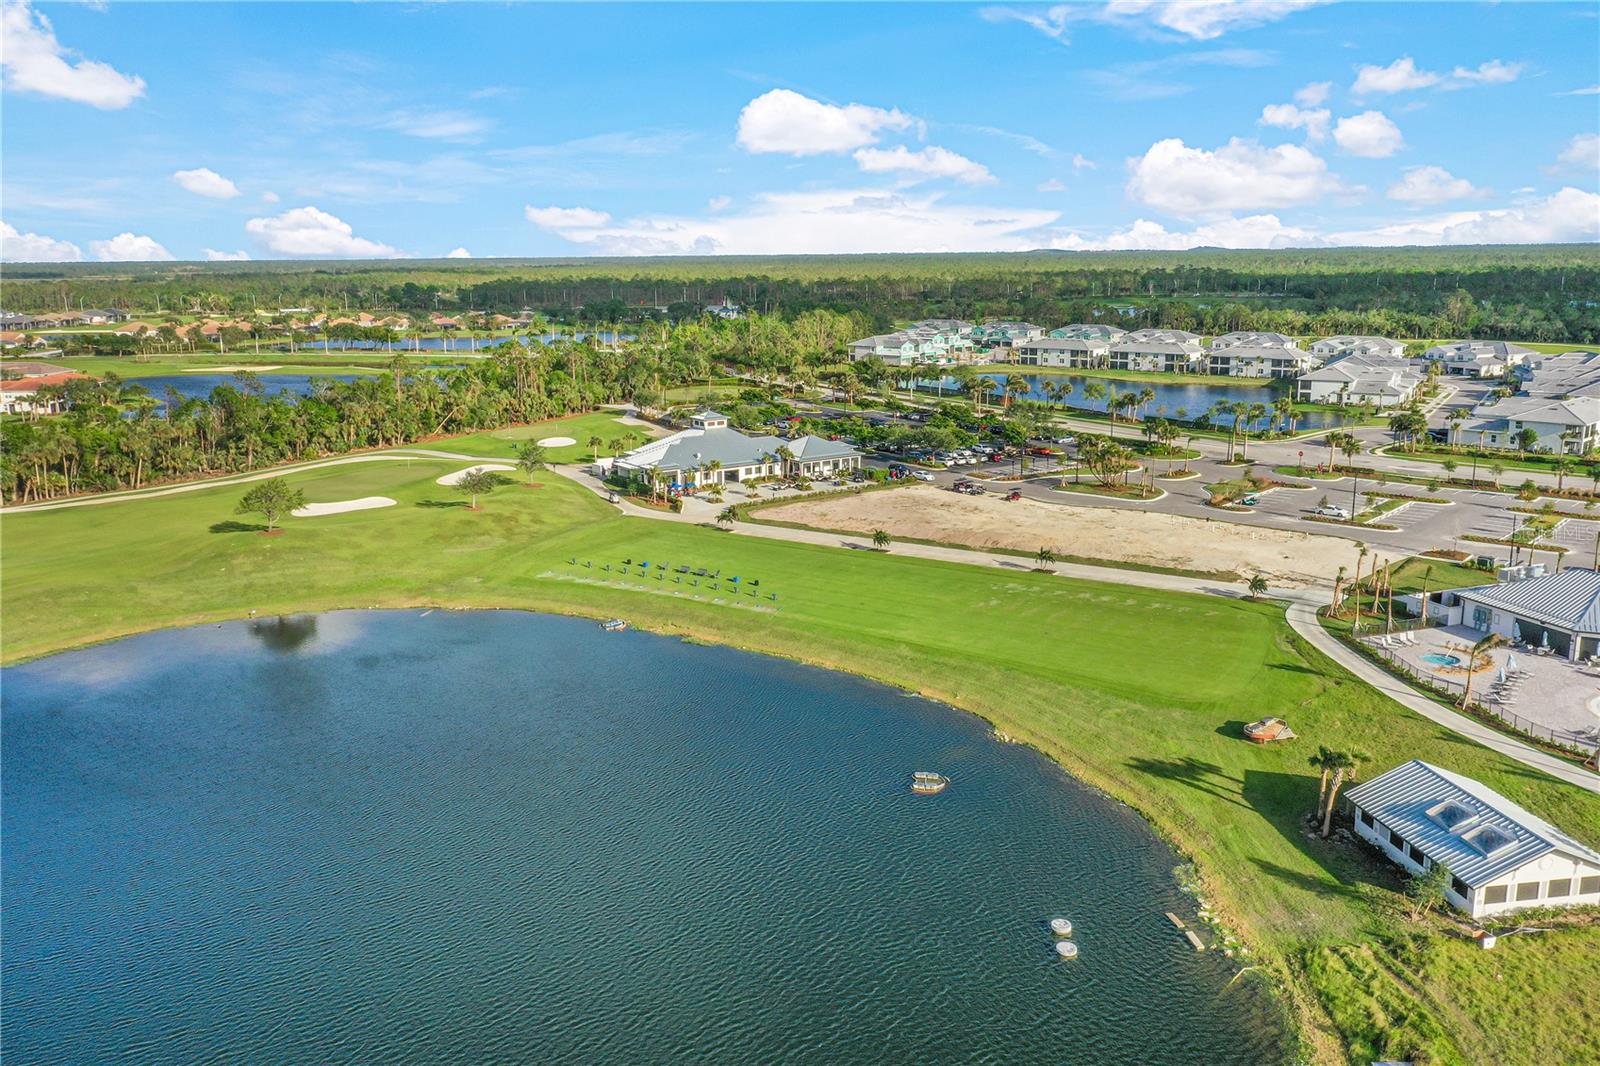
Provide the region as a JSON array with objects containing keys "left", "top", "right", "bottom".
[
  {"left": 1321, "top": 749, "right": 1367, "bottom": 837},
  {"left": 1247, "top": 573, "right": 1268, "bottom": 599},
  {"left": 1035, "top": 545, "right": 1057, "bottom": 568},
  {"left": 1308, "top": 745, "right": 1337, "bottom": 814},
  {"left": 716, "top": 505, "right": 737, "bottom": 528},
  {"left": 1273, "top": 395, "right": 1294, "bottom": 435},
  {"left": 1351, "top": 543, "right": 1369, "bottom": 628},
  {"left": 871, "top": 528, "right": 891, "bottom": 551},
  {"left": 587, "top": 435, "right": 603, "bottom": 462},
  {"left": 1458, "top": 632, "right": 1505, "bottom": 708},
  {"left": 1331, "top": 565, "right": 1346, "bottom": 613}
]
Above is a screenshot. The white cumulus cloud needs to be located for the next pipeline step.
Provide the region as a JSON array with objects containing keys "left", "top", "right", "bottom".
[
  {"left": 1556, "top": 133, "right": 1600, "bottom": 173},
  {"left": 1071, "top": 153, "right": 1097, "bottom": 170},
  {"left": 852, "top": 144, "right": 996, "bottom": 185},
  {"left": 244, "top": 206, "right": 398, "bottom": 257},
  {"left": 735, "top": 89, "right": 914, "bottom": 155},
  {"left": 173, "top": 167, "right": 240, "bottom": 199},
  {"left": 0, "top": 0, "right": 145, "bottom": 109},
  {"left": 445, "top": 247, "right": 472, "bottom": 258},
  {"left": 1334, "top": 110, "right": 1404, "bottom": 157},
  {"left": 261, "top": 190, "right": 280, "bottom": 204},
  {"left": 204, "top": 248, "right": 251, "bottom": 261},
  {"left": 1353, "top": 55, "right": 1521, "bottom": 96},
  {"left": 524, "top": 205, "right": 613, "bottom": 229},
  {"left": 90, "top": 232, "right": 174, "bottom": 262},
  {"left": 521, "top": 187, "right": 1058, "bottom": 256},
  {"left": 1037, "top": 178, "right": 1067, "bottom": 192},
  {"left": 1125, "top": 137, "right": 1346, "bottom": 216},
  {"left": 0, "top": 219, "right": 83, "bottom": 261},
  {"left": 1294, "top": 80, "right": 1333, "bottom": 107},
  {"left": 1050, "top": 213, "right": 1320, "bottom": 251},
  {"left": 1387, "top": 166, "right": 1484, "bottom": 204},
  {"left": 1330, "top": 187, "right": 1600, "bottom": 246},
  {"left": 1260, "top": 102, "right": 1330, "bottom": 140}
]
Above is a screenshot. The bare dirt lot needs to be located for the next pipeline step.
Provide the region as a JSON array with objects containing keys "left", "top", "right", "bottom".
[{"left": 762, "top": 486, "right": 1353, "bottom": 587}]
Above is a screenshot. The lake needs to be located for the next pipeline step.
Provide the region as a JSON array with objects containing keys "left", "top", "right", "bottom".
[
  {"left": 919, "top": 372, "right": 1361, "bottom": 431},
  {"left": 138, "top": 372, "right": 365, "bottom": 405},
  {"left": 2, "top": 611, "right": 1286, "bottom": 1063},
  {"left": 296, "top": 331, "right": 632, "bottom": 352}
]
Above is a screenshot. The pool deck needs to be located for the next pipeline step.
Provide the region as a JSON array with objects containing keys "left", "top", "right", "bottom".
[{"left": 1367, "top": 625, "right": 1600, "bottom": 747}]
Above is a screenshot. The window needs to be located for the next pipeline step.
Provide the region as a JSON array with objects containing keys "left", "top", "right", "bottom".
[
  {"left": 1358, "top": 811, "right": 1374, "bottom": 828},
  {"left": 1483, "top": 885, "right": 1509, "bottom": 905},
  {"left": 1582, "top": 876, "right": 1600, "bottom": 896},
  {"left": 1547, "top": 879, "right": 1572, "bottom": 898},
  {"left": 1515, "top": 882, "right": 1541, "bottom": 902},
  {"left": 1389, "top": 828, "right": 1406, "bottom": 850},
  {"left": 1407, "top": 843, "right": 1426, "bottom": 865},
  {"left": 1451, "top": 877, "right": 1469, "bottom": 899}
]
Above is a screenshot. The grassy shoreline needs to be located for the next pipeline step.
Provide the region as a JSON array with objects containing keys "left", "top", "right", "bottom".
[{"left": 4, "top": 430, "right": 1598, "bottom": 1064}]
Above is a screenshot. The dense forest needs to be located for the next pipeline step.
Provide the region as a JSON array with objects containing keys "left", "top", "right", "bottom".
[{"left": 6, "top": 246, "right": 1599, "bottom": 343}]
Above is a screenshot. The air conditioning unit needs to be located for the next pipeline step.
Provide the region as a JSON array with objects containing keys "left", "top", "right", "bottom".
[{"left": 1498, "top": 565, "right": 1527, "bottom": 582}]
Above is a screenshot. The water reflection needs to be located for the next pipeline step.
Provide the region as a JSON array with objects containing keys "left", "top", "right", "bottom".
[{"left": 246, "top": 615, "right": 319, "bottom": 654}]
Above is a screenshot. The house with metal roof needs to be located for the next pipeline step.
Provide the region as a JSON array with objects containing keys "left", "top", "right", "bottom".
[
  {"left": 1345, "top": 760, "right": 1600, "bottom": 918},
  {"left": 600, "top": 411, "right": 861, "bottom": 490},
  {"left": 1210, "top": 330, "right": 1299, "bottom": 351},
  {"left": 1442, "top": 567, "right": 1600, "bottom": 661}
]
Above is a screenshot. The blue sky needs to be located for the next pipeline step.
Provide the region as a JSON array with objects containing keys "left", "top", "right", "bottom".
[{"left": 2, "top": 0, "right": 1597, "bottom": 261}]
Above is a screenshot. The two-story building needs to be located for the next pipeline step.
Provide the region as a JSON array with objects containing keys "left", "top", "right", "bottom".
[
  {"left": 1013, "top": 336, "right": 1111, "bottom": 368},
  {"left": 1425, "top": 340, "right": 1534, "bottom": 378},
  {"left": 1311, "top": 335, "right": 1408, "bottom": 360},
  {"left": 1459, "top": 395, "right": 1600, "bottom": 453},
  {"left": 1108, "top": 329, "right": 1205, "bottom": 373},
  {"left": 1295, "top": 352, "right": 1422, "bottom": 408}
]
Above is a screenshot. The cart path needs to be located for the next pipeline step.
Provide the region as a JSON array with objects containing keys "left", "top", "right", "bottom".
[{"left": 550, "top": 464, "right": 1599, "bottom": 793}]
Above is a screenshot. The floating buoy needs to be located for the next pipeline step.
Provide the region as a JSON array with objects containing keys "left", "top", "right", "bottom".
[
  {"left": 1055, "top": 940, "right": 1079, "bottom": 959},
  {"left": 1050, "top": 918, "right": 1073, "bottom": 937}
]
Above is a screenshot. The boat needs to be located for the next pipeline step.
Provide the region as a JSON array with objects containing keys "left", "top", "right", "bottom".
[
  {"left": 1054, "top": 940, "right": 1079, "bottom": 959},
  {"left": 600, "top": 619, "right": 628, "bottom": 632},
  {"left": 1050, "top": 917, "right": 1073, "bottom": 937},
  {"left": 911, "top": 771, "right": 949, "bottom": 795},
  {"left": 1243, "top": 716, "right": 1296, "bottom": 744}
]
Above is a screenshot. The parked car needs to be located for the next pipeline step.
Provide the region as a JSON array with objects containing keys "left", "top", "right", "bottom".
[
  {"left": 1239, "top": 494, "right": 1261, "bottom": 507},
  {"left": 1053, "top": 435, "right": 1077, "bottom": 445},
  {"left": 1005, "top": 489, "right": 1022, "bottom": 501},
  {"left": 1312, "top": 504, "right": 1351, "bottom": 519},
  {"left": 910, "top": 469, "right": 935, "bottom": 482}
]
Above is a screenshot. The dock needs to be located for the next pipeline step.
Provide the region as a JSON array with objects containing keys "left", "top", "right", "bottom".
[
  {"left": 1184, "top": 930, "right": 1206, "bottom": 952},
  {"left": 1164, "top": 912, "right": 1186, "bottom": 929}
]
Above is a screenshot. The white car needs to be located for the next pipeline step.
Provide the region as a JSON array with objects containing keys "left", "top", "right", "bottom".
[
  {"left": 1312, "top": 504, "right": 1351, "bottom": 519},
  {"left": 911, "top": 469, "right": 936, "bottom": 482}
]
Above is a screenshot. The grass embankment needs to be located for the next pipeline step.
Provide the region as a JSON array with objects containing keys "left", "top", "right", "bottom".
[{"left": 3, "top": 432, "right": 1598, "bottom": 1065}]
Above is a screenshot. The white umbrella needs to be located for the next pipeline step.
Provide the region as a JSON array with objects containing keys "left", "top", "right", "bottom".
[
  {"left": 1513, "top": 622, "right": 1523, "bottom": 643},
  {"left": 1497, "top": 666, "right": 1507, "bottom": 684},
  {"left": 1507, "top": 653, "right": 1519, "bottom": 673},
  {"left": 1541, "top": 630, "right": 1550, "bottom": 649}
]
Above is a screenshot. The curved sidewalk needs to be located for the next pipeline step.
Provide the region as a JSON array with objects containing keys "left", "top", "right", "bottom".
[{"left": 554, "top": 464, "right": 1599, "bottom": 793}]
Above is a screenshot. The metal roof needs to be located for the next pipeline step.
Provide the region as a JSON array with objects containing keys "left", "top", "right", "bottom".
[
  {"left": 1345, "top": 760, "right": 1600, "bottom": 887},
  {"left": 1456, "top": 568, "right": 1600, "bottom": 634}
]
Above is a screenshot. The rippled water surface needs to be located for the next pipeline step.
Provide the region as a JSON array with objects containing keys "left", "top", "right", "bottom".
[{"left": 3, "top": 611, "right": 1285, "bottom": 1063}]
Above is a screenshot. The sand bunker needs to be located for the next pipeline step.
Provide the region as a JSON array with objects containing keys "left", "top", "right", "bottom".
[
  {"left": 435, "top": 464, "right": 515, "bottom": 486},
  {"left": 183, "top": 365, "right": 282, "bottom": 373},
  {"left": 536, "top": 435, "right": 577, "bottom": 447},
  {"left": 764, "top": 485, "right": 1354, "bottom": 588},
  {"left": 291, "top": 496, "right": 397, "bottom": 517}
]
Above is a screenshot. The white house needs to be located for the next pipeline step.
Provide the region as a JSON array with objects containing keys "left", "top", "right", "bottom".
[
  {"left": 1210, "top": 330, "right": 1300, "bottom": 351},
  {"left": 849, "top": 321, "right": 974, "bottom": 365},
  {"left": 1460, "top": 394, "right": 1600, "bottom": 453},
  {"left": 1295, "top": 353, "right": 1422, "bottom": 408},
  {"left": 1514, "top": 349, "right": 1600, "bottom": 399},
  {"left": 1425, "top": 340, "right": 1534, "bottom": 378},
  {"left": 1311, "top": 335, "right": 1408, "bottom": 360},
  {"left": 1345, "top": 759, "right": 1600, "bottom": 919},
  {"left": 601, "top": 411, "right": 861, "bottom": 489},
  {"left": 704, "top": 298, "right": 743, "bottom": 320},
  {"left": 1014, "top": 336, "right": 1110, "bottom": 368},
  {"left": 1108, "top": 329, "right": 1204, "bottom": 373},
  {"left": 1050, "top": 323, "right": 1126, "bottom": 343},
  {"left": 972, "top": 321, "right": 1045, "bottom": 349},
  {"left": 1442, "top": 567, "right": 1600, "bottom": 661},
  {"left": 1208, "top": 346, "right": 1320, "bottom": 379}
]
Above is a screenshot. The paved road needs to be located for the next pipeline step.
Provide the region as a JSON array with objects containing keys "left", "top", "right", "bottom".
[{"left": 552, "top": 464, "right": 1599, "bottom": 793}]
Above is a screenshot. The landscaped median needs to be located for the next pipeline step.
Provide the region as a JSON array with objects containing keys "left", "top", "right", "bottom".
[{"left": 3, "top": 447, "right": 1598, "bottom": 1064}]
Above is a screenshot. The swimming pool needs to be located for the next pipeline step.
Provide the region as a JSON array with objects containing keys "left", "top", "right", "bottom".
[{"left": 1421, "top": 652, "right": 1463, "bottom": 667}]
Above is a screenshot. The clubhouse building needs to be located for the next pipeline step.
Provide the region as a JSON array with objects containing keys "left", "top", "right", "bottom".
[
  {"left": 1346, "top": 760, "right": 1600, "bottom": 918},
  {"left": 599, "top": 411, "right": 862, "bottom": 491},
  {"left": 1429, "top": 567, "right": 1600, "bottom": 661}
]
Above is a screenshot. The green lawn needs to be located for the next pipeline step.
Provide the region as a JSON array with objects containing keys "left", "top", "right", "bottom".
[
  {"left": 439, "top": 412, "right": 662, "bottom": 463},
  {"left": 3, "top": 451, "right": 1598, "bottom": 1064}
]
